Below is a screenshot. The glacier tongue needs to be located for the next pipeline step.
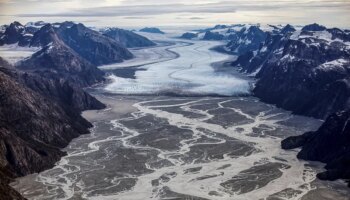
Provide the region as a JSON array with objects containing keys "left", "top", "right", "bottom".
[{"left": 103, "top": 36, "right": 251, "bottom": 96}]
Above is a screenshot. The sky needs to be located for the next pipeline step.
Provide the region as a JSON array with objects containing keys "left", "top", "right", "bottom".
[{"left": 0, "top": 0, "right": 349, "bottom": 28}]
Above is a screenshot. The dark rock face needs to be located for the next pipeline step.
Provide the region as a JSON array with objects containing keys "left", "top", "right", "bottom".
[
  {"left": 226, "top": 26, "right": 267, "bottom": 55},
  {"left": 180, "top": 32, "right": 198, "bottom": 40},
  {"left": 282, "top": 110, "right": 350, "bottom": 185},
  {"left": 232, "top": 24, "right": 350, "bottom": 119},
  {"left": 20, "top": 72, "right": 105, "bottom": 111},
  {"left": 102, "top": 28, "right": 155, "bottom": 48},
  {"left": 203, "top": 31, "right": 224, "bottom": 40},
  {"left": 281, "top": 131, "right": 315, "bottom": 149},
  {"left": 139, "top": 27, "right": 165, "bottom": 34}
]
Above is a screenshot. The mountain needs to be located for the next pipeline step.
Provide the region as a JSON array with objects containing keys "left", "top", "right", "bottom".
[
  {"left": 226, "top": 25, "right": 267, "bottom": 55},
  {"left": 231, "top": 24, "right": 296, "bottom": 74},
  {"left": 180, "top": 32, "right": 198, "bottom": 40},
  {"left": 1, "top": 21, "right": 134, "bottom": 66},
  {"left": 202, "top": 31, "right": 224, "bottom": 40},
  {"left": 228, "top": 23, "right": 350, "bottom": 185},
  {"left": 56, "top": 23, "right": 133, "bottom": 65},
  {"left": 139, "top": 27, "right": 165, "bottom": 34},
  {"left": 179, "top": 24, "right": 275, "bottom": 56},
  {"left": 0, "top": 22, "right": 124, "bottom": 199},
  {"left": 0, "top": 56, "right": 105, "bottom": 199},
  {"left": 102, "top": 28, "right": 155, "bottom": 48},
  {"left": 19, "top": 22, "right": 136, "bottom": 86},
  {"left": 0, "top": 21, "right": 33, "bottom": 46},
  {"left": 25, "top": 21, "right": 47, "bottom": 29},
  {"left": 21, "top": 35, "right": 105, "bottom": 87},
  {"left": 282, "top": 109, "right": 350, "bottom": 186},
  {"left": 232, "top": 23, "right": 350, "bottom": 119}
]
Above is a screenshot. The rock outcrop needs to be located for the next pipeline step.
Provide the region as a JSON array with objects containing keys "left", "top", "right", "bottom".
[
  {"left": 180, "top": 32, "right": 198, "bottom": 40},
  {"left": 282, "top": 110, "right": 350, "bottom": 186},
  {"left": 139, "top": 27, "right": 165, "bottom": 34}
]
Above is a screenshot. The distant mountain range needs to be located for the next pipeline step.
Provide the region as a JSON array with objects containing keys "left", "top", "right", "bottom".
[
  {"left": 139, "top": 27, "right": 165, "bottom": 34},
  {"left": 183, "top": 23, "right": 349, "bottom": 118},
  {"left": 102, "top": 27, "right": 156, "bottom": 48}
]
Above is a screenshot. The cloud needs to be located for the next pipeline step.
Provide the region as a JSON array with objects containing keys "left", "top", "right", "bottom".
[
  {"left": 189, "top": 17, "right": 205, "bottom": 20},
  {"left": 177, "top": 17, "right": 205, "bottom": 20},
  {"left": 123, "top": 16, "right": 154, "bottom": 19},
  {"left": 13, "top": 0, "right": 350, "bottom": 18},
  {"left": 1, "top": 0, "right": 350, "bottom": 28},
  {"left": 15, "top": 2, "right": 239, "bottom": 17}
]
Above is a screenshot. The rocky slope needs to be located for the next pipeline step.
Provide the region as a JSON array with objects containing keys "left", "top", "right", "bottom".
[
  {"left": 232, "top": 23, "right": 350, "bottom": 119},
  {"left": 0, "top": 55, "right": 105, "bottom": 199},
  {"left": 0, "top": 21, "right": 125, "bottom": 199},
  {"left": 102, "top": 28, "right": 155, "bottom": 48},
  {"left": 56, "top": 23, "right": 133, "bottom": 65},
  {"left": 282, "top": 109, "right": 350, "bottom": 186},
  {"left": 21, "top": 30, "right": 105, "bottom": 87}
]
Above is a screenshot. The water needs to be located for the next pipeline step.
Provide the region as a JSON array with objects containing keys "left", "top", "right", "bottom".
[{"left": 12, "top": 96, "right": 323, "bottom": 200}]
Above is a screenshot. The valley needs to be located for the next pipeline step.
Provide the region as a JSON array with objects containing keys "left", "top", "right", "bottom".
[{"left": 9, "top": 34, "right": 350, "bottom": 200}]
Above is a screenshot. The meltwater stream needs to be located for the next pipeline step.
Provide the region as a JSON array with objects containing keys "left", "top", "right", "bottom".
[
  {"left": 11, "top": 34, "right": 350, "bottom": 200},
  {"left": 13, "top": 95, "right": 323, "bottom": 200}
]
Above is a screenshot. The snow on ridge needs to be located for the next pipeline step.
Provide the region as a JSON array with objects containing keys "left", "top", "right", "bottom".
[
  {"left": 25, "top": 21, "right": 47, "bottom": 29},
  {"left": 290, "top": 29, "right": 349, "bottom": 47},
  {"left": 281, "top": 54, "right": 296, "bottom": 61},
  {"left": 316, "top": 58, "right": 349, "bottom": 71}
]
